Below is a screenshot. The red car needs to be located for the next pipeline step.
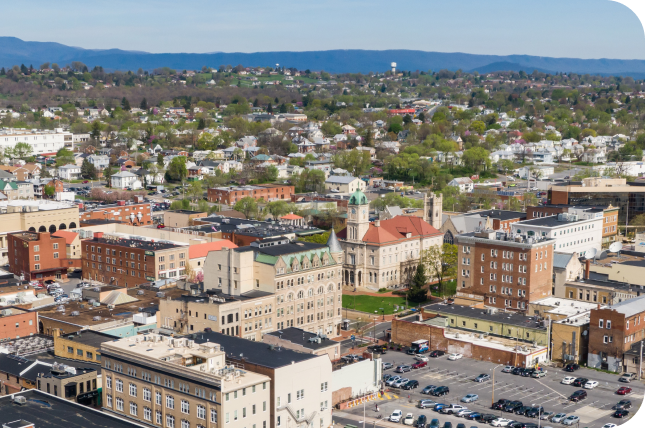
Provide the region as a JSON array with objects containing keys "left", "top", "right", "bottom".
[
  {"left": 617, "top": 387, "right": 632, "bottom": 395},
  {"left": 82, "top": 180, "right": 89, "bottom": 184},
  {"left": 411, "top": 361, "right": 427, "bottom": 369}
]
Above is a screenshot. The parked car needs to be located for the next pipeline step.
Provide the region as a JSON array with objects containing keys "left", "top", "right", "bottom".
[
  {"left": 404, "top": 413, "right": 415, "bottom": 425},
  {"left": 476, "top": 414, "right": 497, "bottom": 423},
  {"left": 491, "top": 419, "right": 513, "bottom": 427},
  {"left": 563, "top": 363, "right": 580, "bottom": 372},
  {"left": 531, "top": 370, "right": 546, "bottom": 378},
  {"left": 415, "top": 355, "right": 430, "bottom": 362},
  {"left": 440, "top": 405, "right": 465, "bottom": 415},
  {"left": 433, "top": 404, "right": 447, "bottom": 412},
  {"left": 465, "top": 412, "right": 481, "bottom": 421},
  {"left": 561, "top": 376, "right": 576, "bottom": 385},
  {"left": 429, "top": 419, "right": 440, "bottom": 428},
  {"left": 551, "top": 414, "right": 567, "bottom": 423},
  {"left": 474, "top": 374, "right": 490, "bottom": 382},
  {"left": 511, "top": 367, "right": 523, "bottom": 375},
  {"left": 492, "top": 399, "right": 511, "bottom": 410},
  {"left": 456, "top": 409, "right": 472, "bottom": 418},
  {"left": 520, "top": 368, "right": 534, "bottom": 377},
  {"left": 584, "top": 380, "right": 599, "bottom": 389},
  {"left": 613, "top": 409, "right": 629, "bottom": 418},
  {"left": 416, "top": 415, "right": 428, "bottom": 428},
  {"left": 393, "top": 378, "right": 410, "bottom": 388},
  {"left": 514, "top": 406, "right": 532, "bottom": 416},
  {"left": 617, "top": 387, "right": 632, "bottom": 395},
  {"left": 431, "top": 386, "right": 449, "bottom": 396},
  {"left": 539, "top": 411, "right": 554, "bottom": 421},
  {"left": 501, "top": 366, "right": 514, "bottom": 373},
  {"left": 562, "top": 416, "right": 580, "bottom": 426},
  {"left": 412, "top": 361, "right": 428, "bottom": 369},
  {"left": 418, "top": 399, "right": 437, "bottom": 409},
  {"left": 619, "top": 373, "right": 636, "bottom": 383},
  {"left": 386, "top": 376, "right": 402, "bottom": 386},
  {"left": 402, "top": 380, "right": 420, "bottom": 390},
  {"left": 602, "top": 424, "right": 617, "bottom": 428},
  {"left": 421, "top": 385, "right": 438, "bottom": 395},
  {"left": 503, "top": 401, "right": 523, "bottom": 413},
  {"left": 525, "top": 407, "right": 544, "bottom": 418},
  {"left": 461, "top": 394, "right": 478, "bottom": 403},
  {"left": 429, "top": 350, "right": 445, "bottom": 358},
  {"left": 396, "top": 365, "right": 412, "bottom": 373},
  {"left": 569, "top": 390, "right": 587, "bottom": 402},
  {"left": 390, "top": 410, "right": 403, "bottom": 423},
  {"left": 572, "top": 378, "right": 588, "bottom": 387},
  {"left": 383, "top": 362, "right": 393, "bottom": 370},
  {"left": 447, "top": 353, "right": 463, "bottom": 361},
  {"left": 615, "top": 400, "right": 632, "bottom": 410}
]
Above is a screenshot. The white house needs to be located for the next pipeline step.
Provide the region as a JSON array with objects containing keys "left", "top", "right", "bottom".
[
  {"left": 517, "top": 165, "right": 554, "bottom": 179},
  {"left": 448, "top": 177, "right": 474, "bottom": 193},
  {"left": 325, "top": 175, "right": 366, "bottom": 193},
  {"left": 110, "top": 171, "right": 141, "bottom": 189},
  {"left": 58, "top": 164, "right": 81, "bottom": 180}
]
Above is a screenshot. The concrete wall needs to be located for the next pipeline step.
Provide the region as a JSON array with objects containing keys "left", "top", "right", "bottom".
[{"left": 331, "top": 358, "right": 381, "bottom": 405}]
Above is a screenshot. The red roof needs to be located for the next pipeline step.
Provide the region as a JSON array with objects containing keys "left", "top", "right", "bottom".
[
  {"left": 52, "top": 230, "right": 79, "bottom": 245},
  {"left": 361, "top": 216, "right": 442, "bottom": 245},
  {"left": 189, "top": 240, "right": 238, "bottom": 259},
  {"left": 281, "top": 213, "right": 303, "bottom": 220}
]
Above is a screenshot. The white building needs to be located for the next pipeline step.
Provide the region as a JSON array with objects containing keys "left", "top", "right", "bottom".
[
  {"left": 517, "top": 165, "right": 554, "bottom": 179},
  {"left": 448, "top": 177, "right": 474, "bottom": 193},
  {"left": 0, "top": 128, "right": 73, "bottom": 155},
  {"left": 110, "top": 171, "right": 141, "bottom": 189},
  {"left": 325, "top": 175, "right": 366, "bottom": 194},
  {"left": 513, "top": 213, "right": 603, "bottom": 255},
  {"left": 57, "top": 164, "right": 81, "bottom": 180}
]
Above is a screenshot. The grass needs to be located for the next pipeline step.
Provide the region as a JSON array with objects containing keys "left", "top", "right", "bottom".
[
  {"left": 342, "top": 294, "right": 426, "bottom": 315},
  {"left": 430, "top": 279, "right": 457, "bottom": 297}
]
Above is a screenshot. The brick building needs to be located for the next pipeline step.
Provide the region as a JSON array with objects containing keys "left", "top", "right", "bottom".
[
  {"left": 81, "top": 232, "right": 189, "bottom": 287},
  {"left": 207, "top": 184, "right": 294, "bottom": 205},
  {"left": 588, "top": 295, "right": 645, "bottom": 372},
  {"left": 0, "top": 308, "right": 38, "bottom": 340},
  {"left": 455, "top": 230, "right": 554, "bottom": 311},
  {"left": 441, "top": 210, "right": 526, "bottom": 245},
  {"left": 8, "top": 231, "right": 81, "bottom": 281},
  {"left": 79, "top": 200, "right": 153, "bottom": 226}
]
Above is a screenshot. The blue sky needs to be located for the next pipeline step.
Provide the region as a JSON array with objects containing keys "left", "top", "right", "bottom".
[{"left": 4, "top": 0, "right": 645, "bottom": 59}]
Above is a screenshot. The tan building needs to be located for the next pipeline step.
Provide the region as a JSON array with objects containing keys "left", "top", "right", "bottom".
[
  {"left": 201, "top": 235, "right": 344, "bottom": 337},
  {"left": 339, "top": 190, "right": 444, "bottom": 289},
  {"left": 552, "top": 252, "right": 583, "bottom": 295},
  {"left": 52, "top": 329, "right": 115, "bottom": 364},
  {"left": 37, "top": 364, "right": 100, "bottom": 405},
  {"left": 52, "top": 230, "right": 82, "bottom": 259},
  {"left": 164, "top": 210, "right": 208, "bottom": 228},
  {"left": 263, "top": 327, "right": 341, "bottom": 360},
  {"left": 0, "top": 201, "right": 79, "bottom": 264},
  {"left": 101, "top": 333, "right": 271, "bottom": 428},
  {"left": 551, "top": 312, "right": 590, "bottom": 364},
  {"left": 558, "top": 278, "right": 641, "bottom": 306}
]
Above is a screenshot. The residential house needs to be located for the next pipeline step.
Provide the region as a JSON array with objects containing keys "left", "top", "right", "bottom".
[
  {"left": 58, "top": 165, "right": 81, "bottom": 180},
  {"left": 448, "top": 177, "right": 474, "bottom": 193},
  {"left": 110, "top": 171, "right": 141, "bottom": 190}
]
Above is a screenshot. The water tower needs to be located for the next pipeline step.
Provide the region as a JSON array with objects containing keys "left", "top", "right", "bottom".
[{"left": 391, "top": 62, "right": 397, "bottom": 73}]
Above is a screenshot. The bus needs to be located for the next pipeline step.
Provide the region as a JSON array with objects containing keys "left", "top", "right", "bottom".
[{"left": 407, "top": 339, "right": 429, "bottom": 354}]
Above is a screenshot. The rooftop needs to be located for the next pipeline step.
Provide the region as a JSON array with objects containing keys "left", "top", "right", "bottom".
[
  {"left": 603, "top": 295, "right": 645, "bottom": 317},
  {"left": 531, "top": 297, "right": 600, "bottom": 316},
  {"left": 56, "top": 330, "right": 115, "bottom": 348},
  {"left": 189, "top": 331, "right": 320, "bottom": 369},
  {"left": 554, "top": 312, "right": 590, "bottom": 327},
  {"left": 463, "top": 210, "right": 526, "bottom": 221},
  {"left": 166, "top": 209, "right": 204, "bottom": 214},
  {"left": 422, "top": 302, "right": 547, "bottom": 330},
  {"left": 0, "top": 389, "right": 145, "bottom": 428},
  {"left": 515, "top": 216, "right": 598, "bottom": 228},
  {"left": 264, "top": 327, "right": 338, "bottom": 350},
  {"left": 89, "top": 236, "right": 184, "bottom": 252}
]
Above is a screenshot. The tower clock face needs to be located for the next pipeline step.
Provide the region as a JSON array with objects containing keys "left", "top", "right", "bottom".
[
  {"left": 362, "top": 210, "right": 366, "bottom": 216},
  {"left": 352, "top": 209, "right": 356, "bottom": 214}
]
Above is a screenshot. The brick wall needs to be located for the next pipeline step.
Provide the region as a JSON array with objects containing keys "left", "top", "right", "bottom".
[{"left": 0, "top": 311, "right": 38, "bottom": 340}]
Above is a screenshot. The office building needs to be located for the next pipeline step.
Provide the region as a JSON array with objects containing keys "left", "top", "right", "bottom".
[
  {"left": 455, "top": 230, "right": 554, "bottom": 311},
  {"left": 207, "top": 184, "right": 294, "bottom": 205},
  {"left": 0, "top": 128, "right": 73, "bottom": 155},
  {"left": 80, "top": 200, "right": 153, "bottom": 226},
  {"left": 8, "top": 231, "right": 82, "bottom": 282},
  {"left": 100, "top": 333, "right": 271, "bottom": 428}
]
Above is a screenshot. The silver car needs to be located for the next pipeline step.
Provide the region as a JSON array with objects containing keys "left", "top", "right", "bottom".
[
  {"left": 460, "top": 394, "right": 479, "bottom": 403},
  {"left": 386, "top": 376, "right": 401, "bottom": 386},
  {"left": 392, "top": 378, "right": 409, "bottom": 388}
]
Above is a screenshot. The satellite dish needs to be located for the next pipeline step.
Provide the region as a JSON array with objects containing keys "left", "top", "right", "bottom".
[
  {"left": 598, "top": 250, "right": 608, "bottom": 260},
  {"left": 609, "top": 242, "right": 623, "bottom": 253},
  {"left": 584, "top": 248, "right": 598, "bottom": 260}
]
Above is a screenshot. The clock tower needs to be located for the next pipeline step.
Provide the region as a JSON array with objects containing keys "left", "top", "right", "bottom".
[{"left": 347, "top": 189, "right": 370, "bottom": 241}]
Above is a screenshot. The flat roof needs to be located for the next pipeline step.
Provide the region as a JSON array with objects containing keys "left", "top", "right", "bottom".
[
  {"left": 0, "top": 390, "right": 147, "bottom": 428},
  {"left": 603, "top": 295, "right": 645, "bottom": 317},
  {"left": 264, "top": 327, "right": 338, "bottom": 350},
  {"left": 422, "top": 303, "right": 546, "bottom": 330},
  {"left": 166, "top": 210, "right": 204, "bottom": 214},
  {"left": 516, "top": 216, "right": 597, "bottom": 227},
  {"left": 89, "top": 236, "right": 183, "bottom": 251},
  {"left": 243, "top": 241, "right": 328, "bottom": 257},
  {"left": 189, "top": 331, "right": 319, "bottom": 369},
  {"left": 57, "top": 330, "right": 115, "bottom": 348},
  {"left": 463, "top": 210, "right": 526, "bottom": 221},
  {"left": 531, "top": 297, "right": 600, "bottom": 316},
  {"left": 175, "top": 289, "right": 273, "bottom": 304}
]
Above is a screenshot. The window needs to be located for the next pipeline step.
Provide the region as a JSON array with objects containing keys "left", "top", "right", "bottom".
[
  {"left": 34, "top": 245, "right": 39, "bottom": 252},
  {"left": 130, "top": 402, "right": 138, "bottom": 416},
  {"left": 157, "top": 411, "right": 163, "bottom": 425},
  {"left": 116, "top": 379, "right": 123, "bottom": 393},
  {"left": 321, "top": 382, "right": 328, "bottom": 392},
  {"left": 181, "top": 400, "right": 190, "bottom": 414},
  {"left": 116, "top": 397, "right": 124, "bottom": 411},
  {"left": 166, "top": 395, "right": 175, "bottom": 409},
  {"left": 106, "top": 394, "right": 112, "bottom": 408},
  {"left": 129, "top": 383, "right": 137, "bottom": 397},
  {"left": 156, "top": 391, "right": 162, "bottom": 405},
  {"left": 211, "top": 409, "right": 218, "bottom": 423},
  {"left": 144, "top": 407, "right": 152, "bottom": 421},
  {"left": 106, "top": 376, "right": 112, "bottom": 389},
  {"left": 181, "top": 421, "right": 189, "bottom": 428},
  {"left": 143, "top": 388, "right": 151, "bottom": 401},
  {"left": 197, "top": 405, "right": 206, "bottom": 419},
  {"left": 607, "top": 320, "right": 612, "bottom": 329},
  {"left": 166, "top": 415, "right": 175, "bottom": 428}
]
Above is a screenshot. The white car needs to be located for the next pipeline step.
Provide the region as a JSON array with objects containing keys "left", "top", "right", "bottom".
[
  {"left": 562, "top": 415, "right": 580, "bottom": 426},
  {"left": 491, "top": 418, "right": 512, "bottom": 427},
  {"left": 561, "top": 376, "right": 576, "bottom": 385},
  {"left": 456, "top": 409, "right": 472, "bottom": 418},
  {"left": 390, "top": 410, "right": 403, "bottom": 423},
  {"left": 403, "top": 413, "right": 414, "bottom": 426},
  {"left": 447, "top": 353, "right": 463, "bottom": 361},
  {"left": 602, "top": 424, "right": 618, "bottom": 428},
  {"left": 584, "top": 380, "right": 599, "bottom": 389},
  {"left": 415, "top": 355, "right": 429, "bottom": 362}
]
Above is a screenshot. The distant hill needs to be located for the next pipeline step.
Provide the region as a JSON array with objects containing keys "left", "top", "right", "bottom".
[{"left": 2, "top": 37, "right": 645, "bottom": 77}]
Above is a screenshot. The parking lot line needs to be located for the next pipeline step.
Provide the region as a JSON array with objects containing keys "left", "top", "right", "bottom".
[{"left": 384, "top": 393, "right": 391, "bottom": 399}]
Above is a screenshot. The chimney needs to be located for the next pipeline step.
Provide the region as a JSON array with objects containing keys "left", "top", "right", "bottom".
[
  {"left": 585, "top": 259, "right": 590, "bottom": 280},
  {"left": 374, "top": 220, "right": 380, "bottom": 227},
  {"left": 95, "top": 232, "right": 104, "bottom": 239}
]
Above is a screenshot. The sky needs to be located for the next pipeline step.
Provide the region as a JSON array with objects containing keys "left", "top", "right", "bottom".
[{"left": 3, "top": 0, "right": 645, "bottom": 59}]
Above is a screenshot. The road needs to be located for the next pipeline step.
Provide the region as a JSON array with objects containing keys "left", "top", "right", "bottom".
[{"left": 341, "top": 350, "right": 642, "bottom": 428}]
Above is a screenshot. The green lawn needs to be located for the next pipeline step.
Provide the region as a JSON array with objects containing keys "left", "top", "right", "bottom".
[
  {"left": 342, "top": 295, "right": 423, "bottom": 315},
  {"left": 430, "top": 279, "right": 457, "bottom": 297}
]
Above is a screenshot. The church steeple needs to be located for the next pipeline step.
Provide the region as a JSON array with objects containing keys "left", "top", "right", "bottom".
[{"left": 347, "top": 189, "right": 370, "bottom": 241}]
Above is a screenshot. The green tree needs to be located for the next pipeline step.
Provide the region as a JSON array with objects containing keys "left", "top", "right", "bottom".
[
  {"left": 55, "top": 148, "right": 75, "bottom": 167},
  {"left": 166, "top": 156, "right": 188, "bottom": 182},
  {"left": 321, "top": 121, "right": 342, "bottom": 136},
  {"left": 157, "top": 153, "right": 164, "bottom": 167},
  {"left": 332, "top": 150, "right": 372, "bottom": 176},
  {"left": 44, "top": 185, "right": 55, "bottom": 198},
  {"left": 12, "top": 142, "right": 33, "bottom": 160},
  {"left": 91, "top": 120, "right": 102, "bottom": 141},
  {"left": 80, "top": 159, "right": 97, "bottom": 180},
  {"left": 470, "top": 120, "right": 486, "bottom": 135},
  {"left": 461, "top": 147, "right": 491, "bottom": 172},
  {"left": 499, "top": 159, "right": 515, "bottom": 175},
  {"left": 407, "top": 263, "right": 428, "bottom": 303},
  {"left": 265, "top": 200, "right": 290, "bottom": 219},
  {"left": 187, "top": 180, "right": 203, "bottom": 202},
  {"left": 423, "top": 244, "right": 458, "bottom": 297},
  {"left": 121, "top": 97, "right": 131, "bottom": 111},
  {"left": 234, "top": 197, "right": 259, "bottom": 219}
]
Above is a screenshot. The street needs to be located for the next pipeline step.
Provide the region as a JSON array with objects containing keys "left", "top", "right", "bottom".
[{"left": 340, "top": 350, "right": 642, "bottom": 428}]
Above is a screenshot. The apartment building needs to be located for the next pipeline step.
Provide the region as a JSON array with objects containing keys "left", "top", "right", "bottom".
[
  {"left": 36, "top": 364, "right": 99, "bottom": 405},
  {"left": 100, "top": 334, "right": 271, "bottom": 428},
  {"left": 80, "top": 200, "right": 153, "bottom": 226},
  {"left": 207, "top": 184, "right": 294, "bottom": 205},
  {"left": 512, "top": 213, "right": 602, "bottom": 255},
  {"left": 0, "top": 127, "right": 73, "bottom": 155},
  {"left": 190, "top": 331, "right": 333, "bottom": 428},
  {"left": 455, "top": 230, "right": 554, "bottom": 311},
  {"left": 0, "top": 200, "right": 79, "bottom": 265},
  {"left": 81, "top": 232, "right": 189, "bottom": 287},
  {"left": 588, "top": 295, "right": 645, "bottom": 372},
  {"left": 202, "top": 234, "right": 344, "bottom": 337},
  {"left": 0, "top": 308, "right": 38, "bottom": 340},
  {"left": 8, "top": 231, "right": 82, "bottom": 281},
  {"left": 339, "top": 189, "right": 443, "bottom": 289},
  {"left": 526, "top": 204, "right": 619, "bottom": 248},
  {"left": 557, "top": 278, "right": 641, "bottom": 306}
]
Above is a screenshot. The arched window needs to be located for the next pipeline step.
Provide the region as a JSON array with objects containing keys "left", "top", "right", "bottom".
[
  {"left": 444, "top": 230, "right": 454, "bottom": 245},
  {"left": 328, "top": 284, "right": 334, "bottom": 292},
  {"left": 28, "top": 227, "right": 36, "bottom": 232},
  {"left": 318, "top": 286, "right": 324, "bottom": 294},
  {"left": 49, "top": 225, "right": 56, "bottom": 233},
  {"left": 59, "top": 223, "right": 67, "bottom": 230},
  {"left": 38, "top": 226, "right": 46, "bottom": 232},
  {"left": 69, "top": 222, "right": 77, "bottom": 228},
  {"left": 308, "top": 289, "right": 313, "bottom": 297},
  {"left": 288, "top": 293, "right": 294, "bottom": 301},
  {"left": 297, "top": 291, "right": 304, "bottom": 299}
]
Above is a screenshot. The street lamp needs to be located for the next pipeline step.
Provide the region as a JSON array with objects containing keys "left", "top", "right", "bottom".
[
  {"left": 379, "top": 307, "right": 385, "bottom": 321},
  {"left": 490, "top": 363, "right": 505, "bottom": 408}
]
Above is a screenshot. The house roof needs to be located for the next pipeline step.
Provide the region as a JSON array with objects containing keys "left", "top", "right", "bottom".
[
  {"left": 326, "top": 229, "right": 343, "bottom": 253},
  {"left": 361, "top": 215, "right": 442, "bottom": 245},
  {"left": 52, "top": 230, "right": 78, "bottom": 245},
  {"left": 553, "top": 252, "right": 575, "bottom": 270},
  {"left": 188, "top": 240, "right": 238, "bottom": 259},
  {"left": 281, "top": 213, "right": 303, "bottom": 220},
  {"left": 348, "top": 189, "right": 368, "bottom": 205},
  {"left": 604, "top": 295, "right": 645, "bottom": 317},
  {"left": 325, "top": 175, "right": 358, "bottom": 184}
]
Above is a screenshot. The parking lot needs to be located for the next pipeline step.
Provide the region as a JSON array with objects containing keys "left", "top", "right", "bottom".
[{"left": 338, "top": 350, "right": 643, "bottom": 427}]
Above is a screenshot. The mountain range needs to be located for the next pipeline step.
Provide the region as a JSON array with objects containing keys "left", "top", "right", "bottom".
[{"left": 1, "top": 37, "right": 645, "bottom": 78}]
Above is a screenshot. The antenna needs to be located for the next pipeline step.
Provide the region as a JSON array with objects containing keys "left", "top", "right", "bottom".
[
  {"left": 584, "top": 248, "right": 598, "bottom": 263},
  {"left": 609, "top": 241, "right": 623, "bottom": 258}
]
